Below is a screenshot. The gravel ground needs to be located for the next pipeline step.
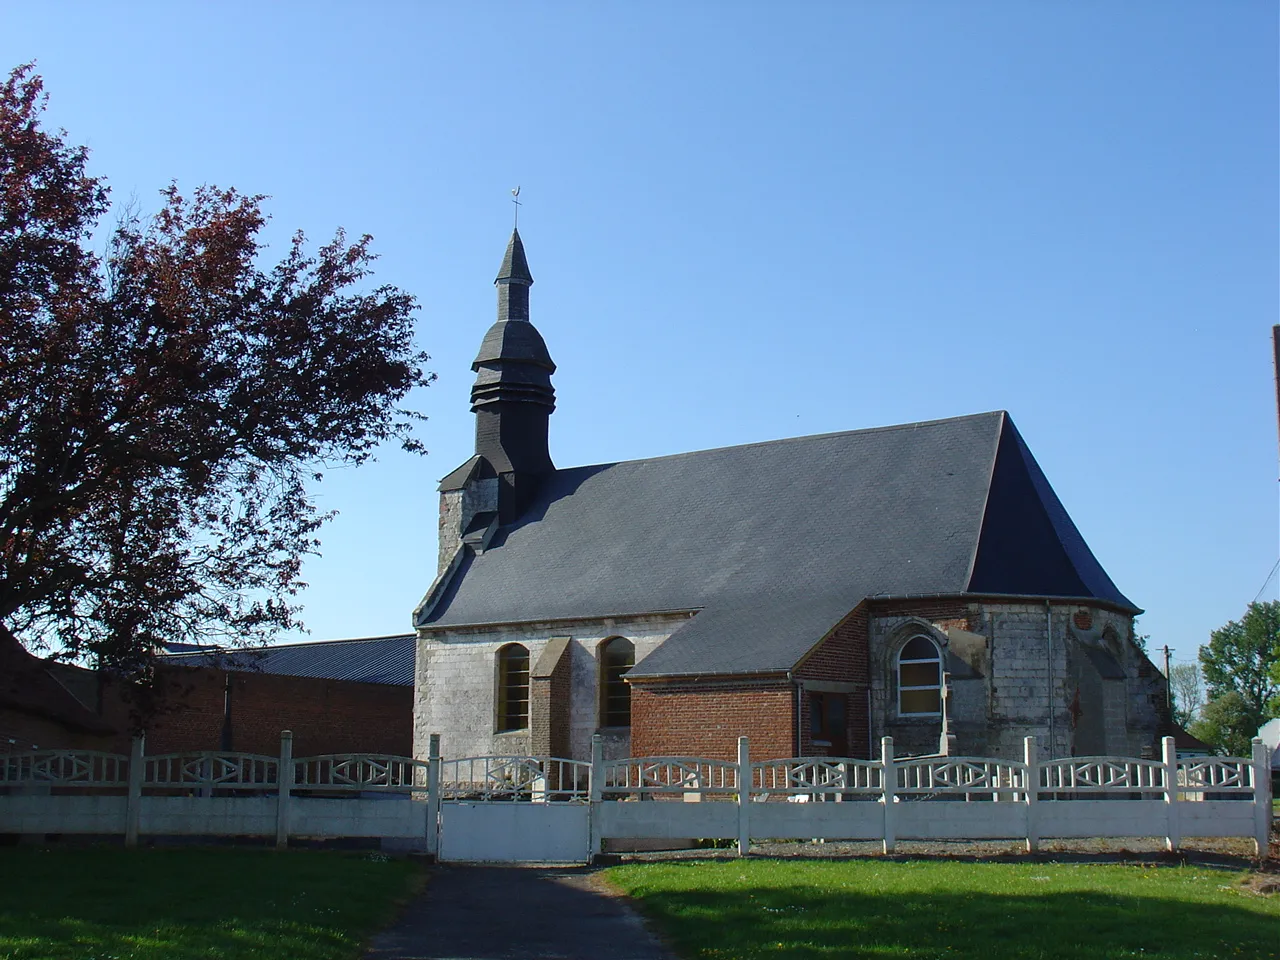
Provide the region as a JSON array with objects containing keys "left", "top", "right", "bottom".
[{"left": 619, "top": 832, "right": 1278, "bottom": 869}]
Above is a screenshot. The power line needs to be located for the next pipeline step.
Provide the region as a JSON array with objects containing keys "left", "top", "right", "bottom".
[{"left": 1252, "top": 557, "right": 1280, "bottom": 604}]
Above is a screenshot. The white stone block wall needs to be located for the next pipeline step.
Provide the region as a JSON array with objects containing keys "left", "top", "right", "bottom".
[
  {"left": 868, "top": 602, "right": 1158, "bottom": 761},
  {"left": 437, "top": 489, "right": 464, "bottom": 574},
  {"left": 436, "top": 477, "right": 499, "bottom": 575},
  {"left": 414, "top": 613, "right": 692, "bottom": 761}
]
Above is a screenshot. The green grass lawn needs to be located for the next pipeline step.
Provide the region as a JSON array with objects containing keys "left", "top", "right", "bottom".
[
  {"left": 607, "top": 859, "right": 1280, "bottom": 960},
  {"left": 0, "top": 847, "right": 420, "bottom": 960}
]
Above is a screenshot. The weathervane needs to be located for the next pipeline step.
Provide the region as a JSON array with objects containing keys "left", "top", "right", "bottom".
[{"left": 511, "top": 186, "right": 522, "bottom": 228}]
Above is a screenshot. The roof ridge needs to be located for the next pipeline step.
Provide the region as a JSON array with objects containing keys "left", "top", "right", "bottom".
[
  {"left": 560, "top": 410, "right": 1008, "bottom": 474},
  {"left": 164, "top": 633, "right": 415, "bottom": 657}
]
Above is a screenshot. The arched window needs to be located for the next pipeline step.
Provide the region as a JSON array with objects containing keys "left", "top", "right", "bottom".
[
  {"left": 600, "top": 637, "right": 635, "bottom": 727},
  {"left": 496, "top": 643, "right": 530, "bottom": 732},
  {"left": 897, "top": 635, "right": 942, "bottom": 716}
]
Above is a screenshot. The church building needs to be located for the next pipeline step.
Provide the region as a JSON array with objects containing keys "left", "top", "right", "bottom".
[{"left": 412, "top": 230, "right": 1167, "bottom": 764}]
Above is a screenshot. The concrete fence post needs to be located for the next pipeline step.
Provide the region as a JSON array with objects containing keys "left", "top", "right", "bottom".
[
  {"left": 1253, "top": 738, "right": 1273, "bottom": 859},
  {"left": 736, "top": 736, "right": 751, "bottom": 857},
  {"left": 275, "top": 730, "right": 293, "bottom": 850},
  {"left": 125, "top": 734, "right": 144, "bottom": 847},
  {"left": 1023, "top": 736, "right": 1039, "bottom": 853},
  {"left": 426, "top": 734, "right": 441, "bottom": 859},
  {"left": 881, "top": 736, "right": 896, "bottom": 855},
  {"left": 1162, "top": 736, "right": 1180, "bottom": 853},
  {"left": 588, "top": 734, "right": 605, "bottom": 860}
]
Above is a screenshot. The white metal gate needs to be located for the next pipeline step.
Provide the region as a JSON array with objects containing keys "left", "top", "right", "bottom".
[{"left": 436, "top": 756, "right": 591, "bottom": 863}]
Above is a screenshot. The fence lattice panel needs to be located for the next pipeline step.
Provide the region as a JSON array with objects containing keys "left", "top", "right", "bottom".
[
  {"left": 604, "top": 757, "right": 739, "bottom": 797},
  {"left": 439, "top": 756, "right": 589, "bottom": 800},
  {"left": 897, "top": 757, "right": 1027, "bottom": 797},
  {"left": 1038, "top": 757, "right": 1165, "bottom": 793},
  {"left": 145, "top": 753, "right": 277, "bottom": 788},
  {"left": 752, "top": 757, "right": 882, "bottom": 795},
  {"left": 0, "top": 750, "right": 128, "bottom": 787},
  {"left": 293, "top": 755, "right": 427, "bottom": 791}
]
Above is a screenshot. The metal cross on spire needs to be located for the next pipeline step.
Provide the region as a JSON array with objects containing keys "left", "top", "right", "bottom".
[{"left": 511, "top": 186, "right": 522, "bottom": 228}]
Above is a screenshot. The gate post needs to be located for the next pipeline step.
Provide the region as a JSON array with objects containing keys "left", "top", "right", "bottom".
[
  {"left": 881, "top": 737, "right": 896, "bottom": 855},
  {"left": 426, "top": 734, "right": 441, "bottom": 859},
  {"left": 1253, "top": 737, "right": 1273, "bottom": 858},
  {"left": 1023, "top": 736, "right": 1039, "bottom": 853},
  {"left": 1162, "top": 736, "right": 1180, "bottom": 853},
  {"left": 736, "top": 736, "right": 750, "bottom": 857},
  {"left": 125, "top": 734, "right": 144, "bottom": 847},
  {"left": 589, "top": 734, "right": 605, "bottom": 860},
  {"left": 275, "top": 730, "right": 293, "bottom": 850}
]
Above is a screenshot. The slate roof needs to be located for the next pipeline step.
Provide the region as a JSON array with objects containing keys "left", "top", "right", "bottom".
[
  {"left": 473, "top": 319, "right": 554, "bottom": 371},
  {"left": 418, "top": 411, "right": 1135, "bottom": 679},
  {"left": 160, "top": 634, "right": 415, "bottom": 686},
  {"left": 496, "top": 228, "right": 533, "bottom": 284}
]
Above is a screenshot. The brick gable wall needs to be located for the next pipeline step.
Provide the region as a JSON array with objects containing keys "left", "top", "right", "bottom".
[{"left": 795, "top": 606, "right": 871, "bottom": 758}]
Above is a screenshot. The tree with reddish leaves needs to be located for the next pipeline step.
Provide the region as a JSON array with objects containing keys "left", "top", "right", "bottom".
[{"left": 0, "top": 64, "right": 432, "bottom": 674}]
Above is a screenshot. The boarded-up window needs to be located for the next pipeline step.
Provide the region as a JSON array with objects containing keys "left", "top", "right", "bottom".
[
  {"left": 600, "top": 637, "right": 634, "bottom": 727},
  {"left": 497, "top": 644, "right": 530, "bottom": 732},
  {"left": 897, "top": 635, "right": 942, "bottom": 716}
]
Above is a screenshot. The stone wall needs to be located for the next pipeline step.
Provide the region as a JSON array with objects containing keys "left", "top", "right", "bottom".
[
  {"left": 868, "top": 600, "right": 1163, "bottom": 760},
  {"left": 414, "top": 613, "right": 693, "bottom": 761},
  {"left": 436, "top": 474, "right": 499, "bottom": 575},
  {"left": 436, "top": 489, "right": 464, "bottom": 574},
  {"left": 415, "top": 598, "right": 1164, "bottom": 765}
]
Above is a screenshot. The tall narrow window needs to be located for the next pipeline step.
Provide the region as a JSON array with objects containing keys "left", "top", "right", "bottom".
[
  {"left": 497, "top": 643, "right": 530, "bottom": 732},
  {"left": 897, "top": 635, "right": 942, "bottom": 716},
  {"left": 600, "top": 637, "right": 634, "bottom": 727}
]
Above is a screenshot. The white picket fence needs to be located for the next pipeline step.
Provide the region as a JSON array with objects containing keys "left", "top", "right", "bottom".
[{"left": 0, "top": 732, "right": 1272, "bottom": 862}]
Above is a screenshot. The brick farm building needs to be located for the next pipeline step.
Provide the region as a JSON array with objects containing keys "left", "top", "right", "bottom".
[{"left": 412, "top": 230, "right": 1167, "bottom": 764}]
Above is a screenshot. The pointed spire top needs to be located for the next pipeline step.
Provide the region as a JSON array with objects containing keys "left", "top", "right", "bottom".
[{"left": 496, "top": 228, "right": 533, "bottom": 286}]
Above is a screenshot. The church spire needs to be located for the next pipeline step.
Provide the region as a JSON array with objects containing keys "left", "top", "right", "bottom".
[
  {"left": 495, "top": 228, "right": 533, "bottom": 321},
  {"left": 469, "top": 228, "right": 556, "bottom": 520}
]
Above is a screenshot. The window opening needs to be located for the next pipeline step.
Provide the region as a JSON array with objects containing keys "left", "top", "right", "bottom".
[
  {"left": 898, "top": 634, "right": 942, "bottom": 716},
  {"left": 497, "top": 644, "right": 530, "bottom": 732},
  {"left": 600, "top": 636, "right": 635, "bottom": 727},
  {"left": 809, "top": 693, "right": 846, "bottom": 742}
]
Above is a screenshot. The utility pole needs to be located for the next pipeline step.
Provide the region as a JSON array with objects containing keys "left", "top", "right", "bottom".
[
  {"left": 1273, "top": 328, "right": 1280, "bottom": 603},
  {"left": 1163, "top": 645, "right": 1172, "bottom": 718},
  {"left": 1272, "top": 326, "right": 1280, "bottom": 455}
]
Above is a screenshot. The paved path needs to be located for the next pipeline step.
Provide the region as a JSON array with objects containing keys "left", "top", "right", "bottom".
[{"left": 364, "top": 864, "right": 675, "bottom": 960}]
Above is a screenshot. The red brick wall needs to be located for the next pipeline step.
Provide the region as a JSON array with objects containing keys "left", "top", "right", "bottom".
[
  {"left": 530, "top": 644, "right": 572, "bottom": 758},
  {"left": 796, "top": 607, "right": 868, "bottom": 683},
  {"left": 631, "top": 680, "right": 794, "bottom": 762},
  {"left": 102, "top": 666, "right": 413, "bottom": 759},
  {"left": 795, "top": 606, "right": 871, "bottom": 758}
]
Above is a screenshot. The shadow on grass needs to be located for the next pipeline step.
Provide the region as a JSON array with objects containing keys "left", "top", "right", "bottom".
[
  {"left": 617, "top": 862, "right": 1280, "bottom": 960},
  {"left": 0, "top": 847, "right": 419, "bottom": 960}
]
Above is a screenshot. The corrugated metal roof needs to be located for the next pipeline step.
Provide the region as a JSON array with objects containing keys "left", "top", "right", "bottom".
[{"left": 160, "top": 634, "right": 415, "bottom": 687}]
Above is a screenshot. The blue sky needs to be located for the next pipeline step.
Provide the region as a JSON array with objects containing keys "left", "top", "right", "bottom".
[{"left": 3, "top": 2, "right": 1276, "bottom": 668}]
